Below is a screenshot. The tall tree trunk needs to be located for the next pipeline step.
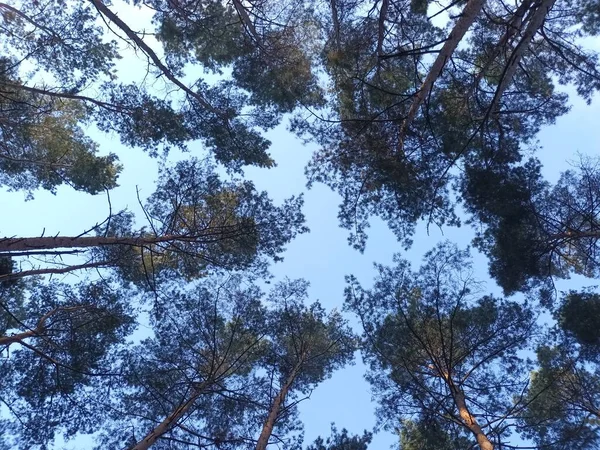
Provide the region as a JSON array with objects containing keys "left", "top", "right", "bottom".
[
  {"left": 232, "top": 0, "right": 261, "bottom": 44},
  {"left": 329, "top": 0, "right": 341, "bottom": 51},
  {"left": 398, "top": 0, "right": 486, "bottom": 149},
  {"left": 131, "top": 383, "right": 209, "bottom": 450},
  {"left": 255, "top": 363, "right": 302, "bottom": 450},
  {"left": 487, "top": 0, "right": 557, "bottom": 115},
  {"left": 377, "top": 0, "right": 389, "bottom": 56},
  {"left": 0, "top": 235, "right": 175, "bottom": 252},
  {"left": 474, "top": 0, "right": 535, "bottom": 87},
  {"left": 449, "top": 380, "right": 494, "bottom": 450}
]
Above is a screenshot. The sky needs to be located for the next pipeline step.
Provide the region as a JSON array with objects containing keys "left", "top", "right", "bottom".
[{"left": 2, "top": 2, "right": 600, "bottom": 449}]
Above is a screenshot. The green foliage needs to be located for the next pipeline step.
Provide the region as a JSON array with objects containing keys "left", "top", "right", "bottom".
[
  {"left": 399, "top": 418, "right": 471, "bottom": 450},
  {"left": 558, "top": 290, "right": 600, "bottom": 346},
  {"left": 346, "top": 243, "right": 537, "bottom": 447},
  {"left": 3, "top": 0, "right": 600, "bottom": 448},
  {"left": 94, "top": 158, "right": 307, "bottom": 288},
  {"left": 0, "top": 60, "right": 121, "bottom": 196},
  {"left": 462, "top": 158, "right": 551, "bottom": 293},
  {"left": 521, "top": 345, "right": 600, "bottom": 450},
  {"left": 1, "top": 280, "right": 134, "bottom": 449},
  {"left": 306, "top": 425, "right": 372, "bottom": 450},
  {"left": 95, "top": 275, "right": 267, "bottom": 449},
  {"left": 93, "top": 276, "right": 355, "bottom": 450},
  {"left": 464, "top": 158, "right": 600, "bottom": 293},
  {"left": 265, "top": 279, "right": 356, "bottom": 392}
]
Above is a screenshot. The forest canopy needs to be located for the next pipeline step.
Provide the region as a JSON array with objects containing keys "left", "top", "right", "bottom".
[{"left": 1, "top": 0, "right": 600, "bottom": 449}]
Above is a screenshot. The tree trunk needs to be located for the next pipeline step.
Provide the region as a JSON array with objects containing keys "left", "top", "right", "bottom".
[
  {"left": 232, "top": 0, "right": 261, "bottom": 44},
  {"left": 488, "top": 0, "right": 557, "bottom": 115},
  {"left": 474, "top": 0, "right": 534, "bottom": 87},
  {"left": 131, "top": 383, "right": 208, "bottom": 450},
  {"left": 450, "top": 382, "right": 494, "bottom": 450},
  {"left": 255, "top": 364, "right": 301, "bottom": 450},
  {"left": 0, "top": 305, "right": 87, "bottom": 347},
  {"left": 0, "top": 329, "right": 36, "bottom": 346},
  {"left": 398, "top": 0, "right": 485, "bottom": 148},
  {"left": 0, "top": 229, "right": 241, "bottom": 253},
  {"left": 377, "top": 0, "right": 389, "bottom": 56}
]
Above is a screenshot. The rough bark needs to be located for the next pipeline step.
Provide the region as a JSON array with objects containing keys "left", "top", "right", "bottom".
[
  {"left": 255, "top": 363, "right": 302, "bottom": 450},
  {"left": 398, "top": 0, "right": 486, "bottom": 148}
]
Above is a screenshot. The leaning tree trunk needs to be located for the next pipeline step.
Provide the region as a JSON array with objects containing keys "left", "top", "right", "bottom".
[
  {"left": 255, "top": 363, "right": 302, "bottom": 450},
  {"left": 448, "top": 379, "right": 494, "bottom": 450},
  {"left": 0, "top": 305, "right": 87, "bottom": 347},
  {"left": 398, "top": 0, "right": 486, "bottom": 149},
  {"left": 487, "top": 0, "right": 557, "bottom": 115},
  {"left": 131, "top": 382, "right": 209, "bottom": 450},
  {"left": 0, "top": 261, "right": 111, "bottom": 282}
]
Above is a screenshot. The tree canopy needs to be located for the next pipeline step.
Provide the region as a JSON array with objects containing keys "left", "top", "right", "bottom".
[{"left": 2, "top": 0, "right": 600, "bottom": 449}]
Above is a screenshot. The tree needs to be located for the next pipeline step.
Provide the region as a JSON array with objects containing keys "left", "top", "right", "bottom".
[
  {"left": 346, "top": 243, "right": 537, "bottom": 450},
  {"left": 92, "top": 275, "right": 266, "bottom": 450},
  {"left": 516, "top": 287, "right": 600, "bottom": 450},
  {"left": 255, "top": 280, "right": 356, "bottom": 450},
  {"left": 92, "top": 276, "right": 354, "bottom": 450},
  {"left": 0, "top": 158, "right": 307, "bottom": 287},
  {"left": 0, "top": 278, "right": 134, "bottom": 449},
  {"left": 399, "top": 418, "right": 472, "bottom": 450},
  {"left": 466, "top": 157, "right": 600, "bottom": 294},
  {"left": 557, "top": 290, "right": 600, "bottom": 347},
  {"left": 299, "top": 0, "right": 600, "bottom": 255},
  {"left": 150, "top": 0, "right": 325, "bottom": 115},
  {"left": 306, "top": 425, "right": 372, "bottom": 450},
  {"left": 0, "top": 0, "right": 325, "bottom": 172},
  {"left": 520, "top": 345, "right": 600, "bottom": 450},
  {"left": 0, "top": 58, "right": 121, "bottom": 196}
]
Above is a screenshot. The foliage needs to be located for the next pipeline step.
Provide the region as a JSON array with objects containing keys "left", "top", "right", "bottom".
[
  {"left": 2, "top": 0, "right": 600, "bottom": 448},
  {"left": 0, "top": 58, "right": 121, "bottom": 196},
  {"left": 346, "top": 243, "right": 537, "bottom": 448},
  {"left": 95, "top": 158, "right": 307, "bottom": 287},
  {"left": 92, "top": 276, "right": 354, "bottom": 450},
  {"left": 467, "top": 157, "right": 600, "bottom": 293},
  {"left": 558, "top": 290, "right": 600, "bottom": 346},
  {"left": 521, "top": 344, "right": 600, "bottom": 449},
  {"left": 0, "top": 279, "right": 134, "bottom": 449},
  {"left": 306, "top": 425, "right": 372, "bottom": 450}
]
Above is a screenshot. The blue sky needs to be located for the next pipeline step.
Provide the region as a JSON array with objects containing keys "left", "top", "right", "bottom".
[{"left": 2, "top": 3, "right": 600, "bottom": 448}]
